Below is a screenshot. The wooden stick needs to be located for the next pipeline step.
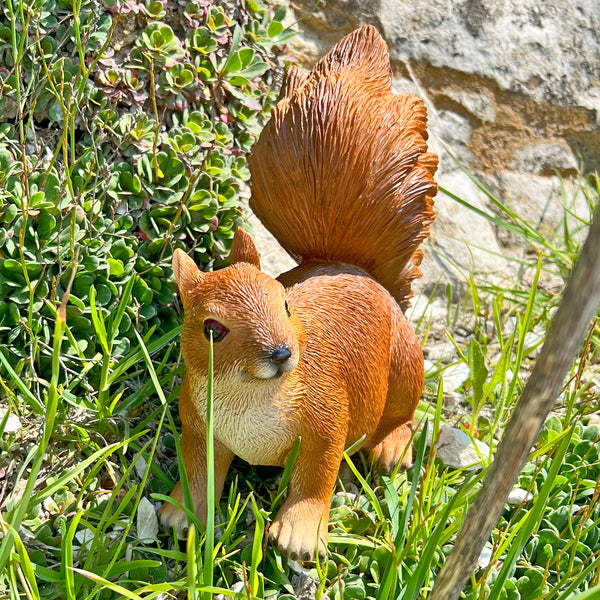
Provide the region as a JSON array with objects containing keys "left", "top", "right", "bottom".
[{"left": 429, "top": 205, "right": 600, "bottom": 600}]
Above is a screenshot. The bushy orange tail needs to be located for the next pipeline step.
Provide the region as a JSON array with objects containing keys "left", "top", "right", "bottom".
[{"left": 248, "top": 25, "right": 437, "bottom": 308}]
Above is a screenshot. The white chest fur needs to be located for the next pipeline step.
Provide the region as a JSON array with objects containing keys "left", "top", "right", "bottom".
[{"left": 187, "top": 372, "right": 298, "bottom": 466}]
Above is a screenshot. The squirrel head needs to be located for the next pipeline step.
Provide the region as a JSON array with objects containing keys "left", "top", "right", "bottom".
[{"left": 173, "top": 228, "right": 306, "bottom": 381}]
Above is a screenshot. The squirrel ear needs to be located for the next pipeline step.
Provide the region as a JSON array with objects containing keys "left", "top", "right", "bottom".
[
  {"left": 172, "top": 249, "right": 203, "bottom": 300},
  {"left": 230, "top": 227, "right": 261, "bottom": 270}
]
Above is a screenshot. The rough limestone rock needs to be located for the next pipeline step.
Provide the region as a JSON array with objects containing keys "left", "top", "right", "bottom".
[
  {"left": 246, "top": 211, "right": 297, "bottom": 278},
  {"left": 256, "top": 0, "right": 599, "bottom": 291}
]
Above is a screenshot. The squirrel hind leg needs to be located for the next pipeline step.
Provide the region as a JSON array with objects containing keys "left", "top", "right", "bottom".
[
  {"left": 367, "top": 420, "right": 413, "bottom": 472},
  {"left": 367, "top": 305, "right": 424, "bottom": 472}
]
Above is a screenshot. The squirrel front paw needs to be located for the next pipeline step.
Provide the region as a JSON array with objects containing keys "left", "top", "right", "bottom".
[
  {"left": 158, "top": 481, "right": 205, "bottom": 539},
  {"left": 269, "top": 499, "right": 328, "bottom": 561}
]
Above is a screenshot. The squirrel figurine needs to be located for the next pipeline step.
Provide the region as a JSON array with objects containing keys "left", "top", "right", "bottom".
[{"left": 159, "top": 25, "right": 437, "bottom": 561}]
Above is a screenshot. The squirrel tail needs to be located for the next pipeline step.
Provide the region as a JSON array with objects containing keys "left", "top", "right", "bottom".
[{"left": 248, "top": 25, "right": 437, "bottom": 309}]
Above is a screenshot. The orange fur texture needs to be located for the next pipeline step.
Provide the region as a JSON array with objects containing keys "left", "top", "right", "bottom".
[{"left": 159, "top": 25, "right": 437, "bottom": 561}]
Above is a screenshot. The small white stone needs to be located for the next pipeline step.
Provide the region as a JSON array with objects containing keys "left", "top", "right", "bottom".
[
  {"left": 214, "top": 581, "right": 245, "bottom": 600},
  {"left": 426, "top": 342, "right": 460, "bottom": 365},
  {"left": 292, "top": 570, "right": 320, "bottom": 600},
  {"left": 75, "top": 528, "right": 95, "bottom": 547},
  {"left": 430, "top": 425, "right": 491, "bottom": 470},
  {"left": 136, "top": 497, "right": 159, "bottom": 543},
  {"left": 133, "top": 455, "right": 148, "bottom": 479},
  {"left": 441, "top": 362, "right": 471, "bottom": 392},
  {"left": 408, "top": 296, "right": 450, "bottom": 326},
  {"left": 0, "top": 408, "right": 22, "bottom": 435},
  {"left": 478, "top": 546, "right": 493, "bottom": 569},
  {"left": 584, "top": 412, "right": 600, "bottom": 427},
  {"left": 507, "top": 488, "right": 533, "bottom": 505},
  {"left": 288, "top": 558, "right": 311, "bottom": 575},
  {"left": 335, "top": 491, "right": 357, "bottom": 503},
  {"left": 524, "top": 330, "right": 545, "bottom": 356}
]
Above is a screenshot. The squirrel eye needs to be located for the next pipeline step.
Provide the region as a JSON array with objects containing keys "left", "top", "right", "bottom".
[
  {"left": 284, "top": 300, "right": 291, "bottom": 318},
  {"left": 203, "top": 318, "right": 229, "bottom": 342}
]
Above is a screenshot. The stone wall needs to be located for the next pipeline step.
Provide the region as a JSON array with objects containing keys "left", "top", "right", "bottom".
[{"left": 252, "top": 0, "right": 599, "bottom": 295}]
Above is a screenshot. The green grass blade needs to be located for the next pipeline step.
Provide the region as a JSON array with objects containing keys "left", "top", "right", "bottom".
[
  {"left": 108, "top": 327, "right": 181, "bottom": 386},
  {"left": 250, "top": 494, "right": 265, "bottom": 595},
  {"left": 102, "top": 560, "right": 163, "bottom": 579},
  {"left": 498, "top": 253, "right": 542, "bottom": 423},
  {"left": 0, "top": 349, "right": 43, "bottom": 414},
  {"left": 133, "top": 328, "right": 199, "bottom": 544},
  {"left": 70, "top": 568, "right": 146, "bottom": 600},
  {"left": 488, "top": 427, "right": 574, "bottom": 599},
  {"left": 565, "top": 586, "right": 600, "bottom": 600},
  {"left": 401, "top": 476, "right": 476, "bottom": 600},
  {"left": 468, "top": 337, "right": 488, "bottom": 415},
  {"left": 556, "top": 565, "right": 600, "bottom": 600},
  {"left": 342, "top": 453, "right": 384, "bottom": 522},
  {"left": 28, "top": 437, "right": 139, "bottom": 508},
  {"left": 399, "top": 418, "right": 429, "bottom": 544},
  {"left": 89, "top": 285, "right": 109, "bottom": 355},
  {"left": 187, "top": 524, "right": 198, "bottom": 600},
  {"left": 62, "top": 510, "right": 83, "bottom": 600},
  {"left": 108, "top": 273, "right": 137, "bottom": 346},
  {"left": 5, "top": 522, "right": 40, "bottom": 599},
  {"left": 440, "top": 185, "right": 529, "bottom": 238},
  {"left": 94, "top": 418, "right": 167, "bottom": 593},
  {"left": 203, "top": 334, "right": 215, "bottom": 599},
  {"left": 377, "top": 419, "right": 429, "bottom": 600},
  {"left": 30, "top": 562, "right": 63, "bottom": 583},
  {"left": 0, "top": 305, "right": 64, "bottom": 572}
]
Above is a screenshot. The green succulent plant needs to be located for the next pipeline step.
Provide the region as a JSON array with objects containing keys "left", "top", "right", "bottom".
[{"left": 0, "top": 0, "right": 294, "bottom": 417}]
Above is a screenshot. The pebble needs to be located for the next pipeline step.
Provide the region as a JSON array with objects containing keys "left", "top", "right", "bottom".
[
  {"left": 478, "top": 546, "right": 493, "bottom": 569},
  {"left": 292, "top": 571, "right": 321, "bottom": 600},
  {"left": 425, "top": 342, "right": 460, "bottom": 364},
  {"left": 507, "top": 488, "right": 533, "bottom": 505},
  {"left": 440, "top": 362, "right": 471, "bottom": 395},
  {"left": 428, "top": 425, "right": 491, "bottom": 470},
  {"left": 134, "top": 455, "right": 148, "bottom": 479},
  {"left": 0, "top": 408, "right": 22, "bottom": 435},
  {"left": 75, "top": 528, "right": 95, "bottom": 547},
  {"left": 136, "top": 496, "right": 159, "bottom": 543},
  {"left": 586, "top": 413, "right": 600, "bottom": 427},
  {"left": 215, "top": 581, "right": 245, "bottom": 600}
]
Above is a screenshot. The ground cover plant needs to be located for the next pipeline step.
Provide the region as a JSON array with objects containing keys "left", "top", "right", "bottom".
[{"left": 1, "top": 1, "right": 600, "bottom": 598}]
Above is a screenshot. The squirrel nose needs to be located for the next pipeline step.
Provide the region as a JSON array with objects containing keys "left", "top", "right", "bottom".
[{"left": 270, "top": 344, "right": 292, "bottom": 364}]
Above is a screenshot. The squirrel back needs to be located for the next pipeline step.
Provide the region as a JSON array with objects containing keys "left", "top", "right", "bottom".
[{"left": 248, "top": 25, "right": 437, "bottom": 309}]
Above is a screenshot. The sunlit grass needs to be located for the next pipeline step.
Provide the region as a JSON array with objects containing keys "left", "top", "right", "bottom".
[
  {"left": 1, "top": 0, "right": 599, "bottom": 594},
  {"left": 2, "top": 172, "right": 600, "bottom": 598}
]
